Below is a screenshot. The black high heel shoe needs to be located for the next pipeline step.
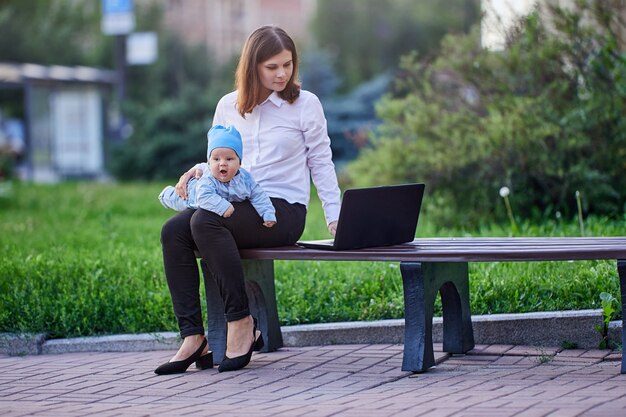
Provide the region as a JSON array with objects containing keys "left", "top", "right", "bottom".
[
  {"left": 154, "top": 337, "right": 213, "bottom": 375},
  {"left": 218, "top": 317, "right": 264, "bottom": 373}
]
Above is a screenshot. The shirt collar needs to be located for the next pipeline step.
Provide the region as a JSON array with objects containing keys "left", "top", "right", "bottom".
[{"left": 260, "top": 91, "right": 285, "bottom": 108}]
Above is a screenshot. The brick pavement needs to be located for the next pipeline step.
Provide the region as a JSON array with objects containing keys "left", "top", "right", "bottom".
[{"left": 0, "top": 344, "right": 624, "bottom": 417}]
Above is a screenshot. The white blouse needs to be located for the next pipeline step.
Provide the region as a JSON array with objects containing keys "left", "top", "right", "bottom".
[{"left": 210, "top": 89, "right": 341, "bottom": 225}]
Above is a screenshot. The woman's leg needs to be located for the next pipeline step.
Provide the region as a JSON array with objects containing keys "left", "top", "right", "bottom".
[
  {"left": 161, "top": 209, "right": 209, "bottom": 361},
  {"left": 190, "top": 198, "right": 306, "bottom": 357}
]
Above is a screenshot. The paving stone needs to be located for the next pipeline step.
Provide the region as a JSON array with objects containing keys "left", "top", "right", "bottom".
[
  {"left": 507, "top": 345, "right": 562, "bottom": 356},
  {"left": 604, "top": 352, "right": 622, "bottom": 361},
  {"left": 555, "top": 348, "right": 588, "bottom": 357},
  {"left": 473, "top": 344, "right": 516, "bottom": 355},
  {"left": 579, "top": 349, "right": 613, "bottom": 359}
]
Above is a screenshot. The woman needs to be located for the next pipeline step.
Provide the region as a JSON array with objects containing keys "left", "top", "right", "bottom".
[{"left": 155, "top": 25, "right": 341, "bottom": 374}]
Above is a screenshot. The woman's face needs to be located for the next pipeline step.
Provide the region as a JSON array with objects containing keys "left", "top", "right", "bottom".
[{"left": 257, "top": 49, "right": 293, "bottom": 97}]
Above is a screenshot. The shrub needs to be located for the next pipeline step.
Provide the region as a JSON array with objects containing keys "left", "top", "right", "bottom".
[
  {"left": 108, "top": 86, "right": 217, "bottom": 181},
  {"left": 346, "top": 0, "right": 626, "bottom": 228}
]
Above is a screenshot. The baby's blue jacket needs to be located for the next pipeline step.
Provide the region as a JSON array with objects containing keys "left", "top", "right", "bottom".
[{"left": 195, "top": 167, "right": 276, "bottom": 222}]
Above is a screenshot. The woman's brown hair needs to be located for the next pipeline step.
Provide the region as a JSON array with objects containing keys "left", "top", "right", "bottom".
[{"left": 235, "top": 25, "right": 301, "bottom": 116}]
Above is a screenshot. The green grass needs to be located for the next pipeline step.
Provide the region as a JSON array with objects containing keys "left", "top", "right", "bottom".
[{"left": 0, "top": 181, "right": 623, "bottom": 338}]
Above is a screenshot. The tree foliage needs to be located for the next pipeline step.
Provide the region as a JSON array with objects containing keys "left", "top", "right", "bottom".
[
  {"left": 311, "top": 0, "right": 480, "bottom": 92},
  {"left": 0, "top": 0, "right": 109, "bottom": 66},
  {"left": 346, "top": 0, "right": 626, "bottom": 227},
  {"left": 109, "top": 80, "right": 220, "bottom": 181}
]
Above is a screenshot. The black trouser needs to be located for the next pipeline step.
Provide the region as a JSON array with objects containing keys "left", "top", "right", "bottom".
[{"left": 161, "top": 198, "right": 306, "bottom": 338}]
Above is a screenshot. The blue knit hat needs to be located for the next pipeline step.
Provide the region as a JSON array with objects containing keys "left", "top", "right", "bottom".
[{"left": 207, "top": 125, "right": 243, "bottom": 161}]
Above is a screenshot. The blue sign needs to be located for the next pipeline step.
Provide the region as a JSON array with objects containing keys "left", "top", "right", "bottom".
[
  {"left": 102, "top": 0, "right": 133, "bottom": 15},
  {"left": 101, "top": 0, "right": 135, "bottom": 35}
]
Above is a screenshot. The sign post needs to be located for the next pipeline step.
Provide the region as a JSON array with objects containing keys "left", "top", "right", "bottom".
[{"left": 101, "top": 0, "right": 135, "bottom": 139}]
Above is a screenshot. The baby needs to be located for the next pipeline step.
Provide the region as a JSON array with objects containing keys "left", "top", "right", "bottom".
[{"left": 158, "top": 125, "right": 276, "bottom": 227}]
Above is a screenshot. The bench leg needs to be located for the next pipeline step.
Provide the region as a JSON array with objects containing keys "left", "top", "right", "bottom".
[
  {"left": 439, "top": 264, "right": 475, "bottom": 354},
  {"left": 202, "top": 259, "right": 283, "bottom": 364},
  {"left": 242, "top": 259, "right": 283, "bottom": 353},
  {"left": 618, "top": 260, "right": 626, "bottom": 374},
  {"left": 400, "top": 262, "right": 474, "bottom": 373}
]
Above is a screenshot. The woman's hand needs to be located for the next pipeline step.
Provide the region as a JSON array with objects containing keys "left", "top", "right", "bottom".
[
  {"left": 263, "top": 220, "right": 277, "bottom": 228},
  {"left": 328, "top": 221, "right": 338, "bottom": 237},
  {"left": 175, "top": 167, "right": 203, "bottom": 199}
]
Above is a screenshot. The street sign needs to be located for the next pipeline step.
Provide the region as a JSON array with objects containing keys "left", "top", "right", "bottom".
[
  {"left": 126, "top": 32, "right": 158, "bottom": 65},
  {"left": 101, "top": 0, "right": 135, "bottom": 35},
  {"left": 102, "top": 0, "right": 133, "bottom": 14}
]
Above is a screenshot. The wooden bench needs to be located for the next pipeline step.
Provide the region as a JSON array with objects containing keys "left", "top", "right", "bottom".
[{"left": 200, "top": 237, "right": 626, "bottom": 373}]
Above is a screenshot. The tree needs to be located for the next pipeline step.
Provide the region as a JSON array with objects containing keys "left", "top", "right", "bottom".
[
  {"left": 311, "top": 0, "right": 480, "bottom": 92},
  {"left": 0, "top": 0, "right": 109, "bottom": 67},
  {"left": 346, "top": 0, "right": 626, "bottom": 227}
]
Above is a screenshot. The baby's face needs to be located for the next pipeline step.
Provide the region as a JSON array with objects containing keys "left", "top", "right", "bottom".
[{"left": 209, "top": 147, "right": 240, "bottom": 183}]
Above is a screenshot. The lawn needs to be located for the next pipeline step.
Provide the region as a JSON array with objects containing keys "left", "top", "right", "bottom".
[{"left": 0, "top": 181, "right": 623, "bottom": 338}]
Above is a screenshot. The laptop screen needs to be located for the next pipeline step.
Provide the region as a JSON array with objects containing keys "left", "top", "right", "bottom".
[{"left": 297, "top": 183, "right": 424, "bottom": 251}]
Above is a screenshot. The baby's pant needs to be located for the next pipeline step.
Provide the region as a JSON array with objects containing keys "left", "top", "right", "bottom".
[{"left": 158, "top": 178, "right": 198, "bottom": 211}]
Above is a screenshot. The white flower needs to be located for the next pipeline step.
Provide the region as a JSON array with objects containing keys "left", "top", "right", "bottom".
[{"left": 499, "top": 186, "right": 510, "bottom": 198}]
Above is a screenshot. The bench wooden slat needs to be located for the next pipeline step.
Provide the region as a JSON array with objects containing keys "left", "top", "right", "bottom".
[{"left": 240, "top": 237, "right": 626, "bottom": 263}]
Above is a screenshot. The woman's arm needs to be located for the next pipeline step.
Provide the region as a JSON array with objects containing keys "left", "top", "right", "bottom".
[{"left": 301, "top": 93, "right": 342, "bottom": 232}]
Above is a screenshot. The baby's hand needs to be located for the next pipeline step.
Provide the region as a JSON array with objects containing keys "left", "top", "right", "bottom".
[
  {"left": 223, "top": 204, "right": 235, "bottom": 218},
  {"left": 263, "top": 220, "right": 277, "bottom": 228}
]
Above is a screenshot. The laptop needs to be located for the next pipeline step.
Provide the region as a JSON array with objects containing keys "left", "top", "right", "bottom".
[{"left": 297, "top": 183, "right": 425, "bottom": 250}]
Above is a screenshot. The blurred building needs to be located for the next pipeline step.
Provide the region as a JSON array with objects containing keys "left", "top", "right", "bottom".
[
  {"left": 0, "top": 63, "right": 116, "bottom": 182},
  {"left": 160, "top": 0, "right": 317, "bottom": 65}
]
